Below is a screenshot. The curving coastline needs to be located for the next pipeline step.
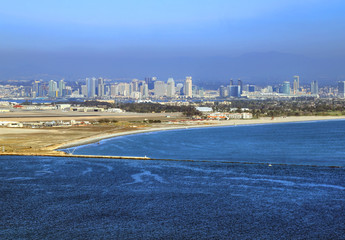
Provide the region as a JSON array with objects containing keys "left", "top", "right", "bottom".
[
  {"left": 56, "top": 115, "right": 345, "bottom": 151},
  {"left": 2, "top": 115, "right": 345, "bottom": 158}
]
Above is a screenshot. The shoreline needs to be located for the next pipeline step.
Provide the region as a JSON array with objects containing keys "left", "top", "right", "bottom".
[{"left": 56, "top": 115, "right": 345, "bottom": 150}]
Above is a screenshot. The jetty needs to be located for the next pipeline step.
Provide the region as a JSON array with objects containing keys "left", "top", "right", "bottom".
[{"left": 0, "top": 152, "right": 151, "bottom": 160}]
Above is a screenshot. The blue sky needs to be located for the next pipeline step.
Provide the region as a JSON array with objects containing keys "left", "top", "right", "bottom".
[
  {"left": 1, "top": 0, "right": 344, "bottom": 56},
  {"left": 0, "top": 0, "right": 345, "bottom": 82}
]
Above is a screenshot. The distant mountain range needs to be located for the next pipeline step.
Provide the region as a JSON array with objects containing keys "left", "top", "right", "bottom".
[{"left": 0, "top": 50, "right": 344, "bottom": 87}]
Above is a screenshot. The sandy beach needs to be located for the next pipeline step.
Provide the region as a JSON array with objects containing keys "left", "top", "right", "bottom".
[
  {"left": 56, "top": 115, "right": 345, "bottom": 150},
  {"left": 1, "top": 115, "right": 345, "bottom": 156}
]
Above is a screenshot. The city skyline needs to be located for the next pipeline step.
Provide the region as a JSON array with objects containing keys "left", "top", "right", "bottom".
[{"left": 6, "top": 74, "right": 344, "bottom": 100}]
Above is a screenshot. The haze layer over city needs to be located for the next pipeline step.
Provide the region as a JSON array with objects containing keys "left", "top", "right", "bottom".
[{"left": 1, "top": 0, "right": 345, "bottom": 86}]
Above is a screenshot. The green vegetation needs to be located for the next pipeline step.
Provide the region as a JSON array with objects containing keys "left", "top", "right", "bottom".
[
  {"left": 98, "top": 119, "right": 118, "bottom": 124},
  {"left": 199, "top": 99, "right": 345, "bottom": 117},
  {"left": 143, "top": 119, "right": 161, "bottom": 123},
  {"left": 77, "top": 101, "right": 201, "bottom": 117},
  {"left": 115, "top": 103, "right": 201, "bottom": 117},
  {"left": 61, "top": 99, "right": 345, "bottom": 118}
]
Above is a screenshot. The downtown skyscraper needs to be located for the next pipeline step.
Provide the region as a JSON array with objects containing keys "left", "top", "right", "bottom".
[{"left": 184, "top": 76, "right": 192, "bottom": 98}]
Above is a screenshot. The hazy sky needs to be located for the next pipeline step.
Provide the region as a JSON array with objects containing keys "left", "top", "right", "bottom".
[{"left": 1, "top": 0, "right": 345, "bottom": 83}]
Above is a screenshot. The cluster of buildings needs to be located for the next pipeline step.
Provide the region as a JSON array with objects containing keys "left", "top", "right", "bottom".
[
  {"left": 2, "top": 75, "right": 345, "bottom": 100},
  {"left": 3, "top": 76, "right": 198, "bottom": 100},
  {"left": 219, "top": 76, "right": 319, "bottom": 98},
  {"left": 81, "top": 76, "right": 194, "bottom": 99},
  {"left": 196, "top": 107, "right": 253, "bottom": 120},
  {"left": 337, "top": 81, "right": 345, "bottom": 98},
  {"left": 0, "top": 120, "right": 91, "bottom": 128},
  {"left": 207, "top": 112, "right": 253, "bottom": 120},
  {"left": 0, "top": 101, "right": 124, "bottom": 113}
]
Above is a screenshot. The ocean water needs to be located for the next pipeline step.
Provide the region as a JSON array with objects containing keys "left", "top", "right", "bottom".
[
  {"left": 2, "top": 120, "right": 345, "bottom": 239},
  {"left": 0, "top": 156, "right": 344, "bottom": 239},
  {"left": 66, "top": 120, "right": 345, "bottom": 167}
]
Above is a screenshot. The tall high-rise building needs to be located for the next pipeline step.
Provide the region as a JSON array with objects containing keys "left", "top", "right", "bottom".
[
  {"left": 117, "top": 83, "right": 130, "bottom": 96},
  {"left": 229, "top": 85, "right": 240, "bottom": 97},
  {"left": 97, "top": 78, "right": 105, "bottom": 97},
  {"left": 39, "top": 82, "right": 48, "bottom": 97},
  {"left": 220, "top": 85, "right": 229, "bottom": 98},
  {"left": 166, "top": 78, "right": 175, "bottom": 98},
  {"left": 154, "top": 81, "right": 167, "bottom": 97},
  {"left": 338, "top": 81, "right": 345, "bottom": 98},
  {"left": 81, "top": 85, "right": 88, "bottom": 97},
  {"left": 293, "top": 75, "right": 299, "bottom": 94},
  {"left": 184, "top": 76, "right": 193, "bottom": 98},
  {"left": 32, "top": 80, "right": 40, "bottom": 97},
  {"left": 311, "top": 81, "right": 318, "bottom": 95},
  {"left": 145, "top": 77, "right": 153, "bottom": 90},
  {"left": 131, "top": 79, "right": 139, "bottom": 92},
  {"left": 110, "top": 84, "right": 118, "bottom": 97},
  {"left": 230, "top": 79, "right": 233, "bottom": 86},
  {"left": 48, "top": 80, "right": 58, "bottom": 98},
  {"left": 140, "top": 83, "right": 149, "bottom": 98},
  {"left": 58, "top": 79, "right": 65, "bottom": 97},
  {"left": 281, "top": 81, "right": 291, "bottom": 95},
  {"left": 86, "top": 77, "right": 96, "bottom": 98},
  {"left": 85, "top": 78, "right": 90, "bottom": 96},
  {"left": 248, "top": 85, "right": 256, "bottom": 92},
  {"left": 238, "top": 79, "right": 243, "bottom": 94},
  {"left": 145, "top": 77, "right": 157, "bottom": 90}
]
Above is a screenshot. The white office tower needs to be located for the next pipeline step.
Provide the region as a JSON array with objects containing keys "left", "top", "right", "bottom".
[
  {"left": 140, "top": 83, "right": 149, "bottom": 98},
  {"left": 110, "top": 84, "right": 118, "bottom": 97},
  {"left": 184, "top": 76, "right": 193, "bottom": 98},
  {"left": 311, "top": 81, "right": 318, "bottom": 95},
  {"left": 131, "top": 79, "right": 139, "bottom": 92},
  {"left": 48, "top": 80, "right": 57, "bottom": 98},
  {"left": 117, "top": 83, "right": 130, "bottom": 97},
  {"left": 338, "top": 81, "right": 345, "bottom": 98},
  {"left": 154, "top": 81, "right": 167, "bottom": 97},
  {"left": 81, "top": 85, "right": 87, "bottom": 97},
  {"left": 293, "top": 75, "right": 299, "bottom": 94},
  {"left": 86, "top": 77, "right": 96, "bottom": 98},
  {"left": 32, "top": 80, "right": 40, "bottom": 97},
  {"left": 58, "top": 79, "right": 65, "bottom": 97},
  {"left": 85, "top": 78, "right": 90, "bottom": 96},
  {"left": 97, "top": 78, "right": 105, "bottom": 97},
  {"left": 167, "top": 78, "right": 175, "bottom": 98}
]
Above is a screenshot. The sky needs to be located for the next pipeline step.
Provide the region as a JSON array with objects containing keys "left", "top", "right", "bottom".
[{"left": 1, "top": 0, "right": 345, "bottom": 84}]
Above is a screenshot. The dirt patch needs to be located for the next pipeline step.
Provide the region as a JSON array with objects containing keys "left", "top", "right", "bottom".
[{"left": 0, "top": 124, "right": 147, "bottom": 155}]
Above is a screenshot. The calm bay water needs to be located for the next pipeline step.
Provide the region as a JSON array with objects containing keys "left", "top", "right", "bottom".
[
  {"left": 1, "top": 120, "right": 345, "bottom": 239},
  {"left": 1, "top": 156, "right": 344, "bottom": 239},
  {"left": 67, "top": 120, "right": 345, "bottom": 166}
]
